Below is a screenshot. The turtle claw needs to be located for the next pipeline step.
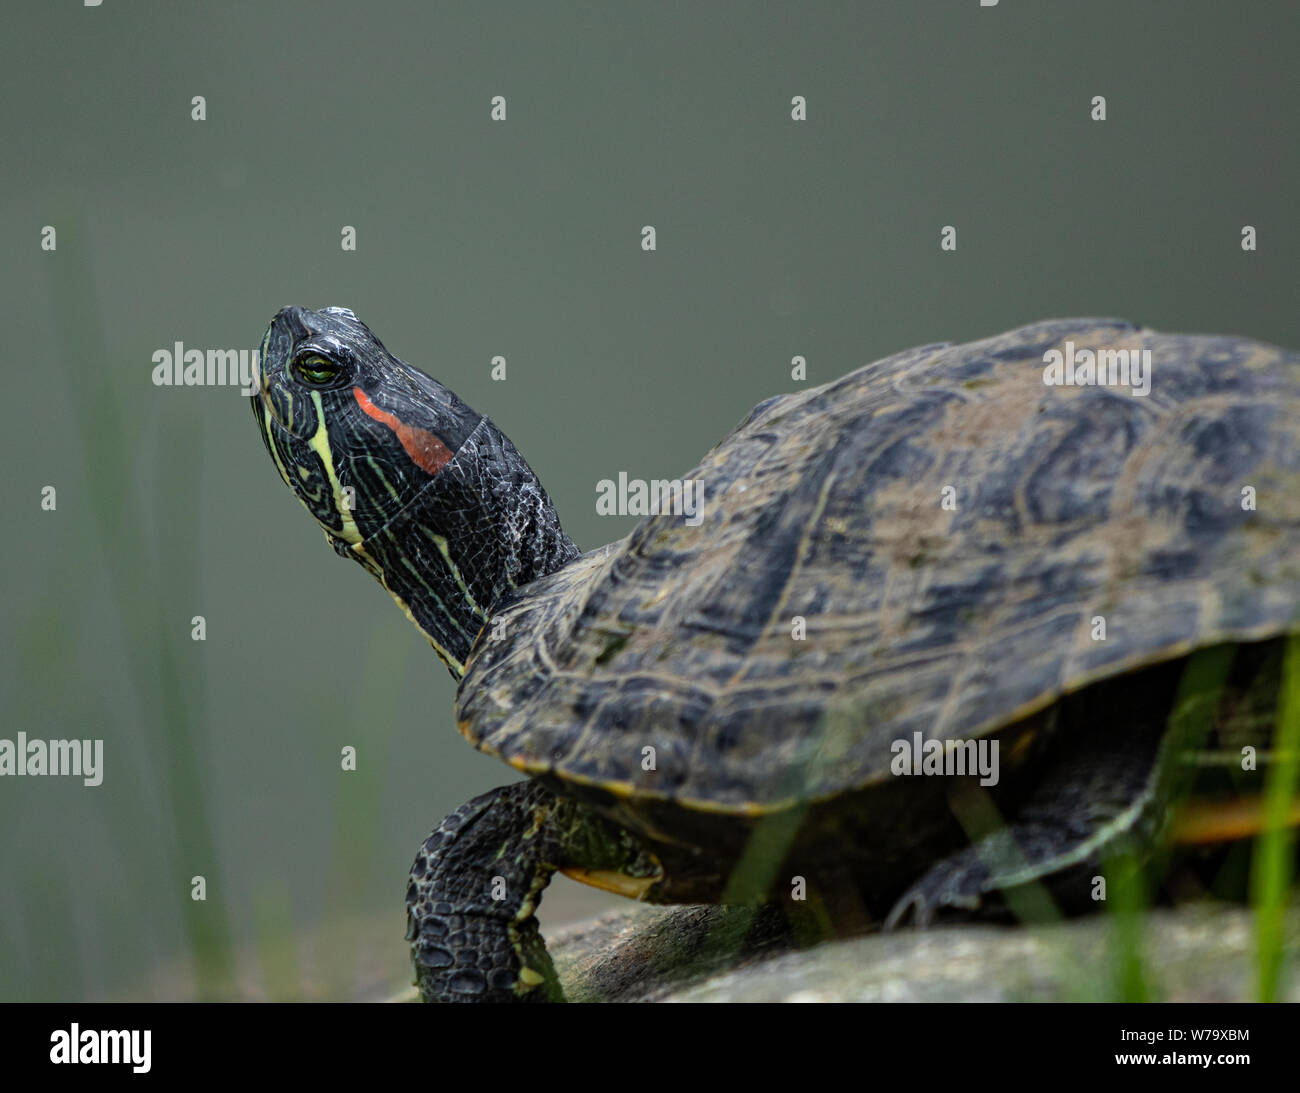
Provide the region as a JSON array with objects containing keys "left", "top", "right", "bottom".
[
  {"left": 882, "top": 891, "right": 933, "bottom": 931},
  {"left": 883, "top": 860, "right": 988, "bottom": 930}
]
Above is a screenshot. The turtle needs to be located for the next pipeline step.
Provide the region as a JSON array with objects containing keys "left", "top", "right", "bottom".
[{"left": 250, "top": 306, "right": 1300, "bottom": 1003}]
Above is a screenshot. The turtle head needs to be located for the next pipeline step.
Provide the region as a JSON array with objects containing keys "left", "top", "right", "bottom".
[
  {"left": 252, "top": 306, "right": 578, "bottom": 678},
  {"left": 252, "top": 305, "right": 483, "bottom": 545}
]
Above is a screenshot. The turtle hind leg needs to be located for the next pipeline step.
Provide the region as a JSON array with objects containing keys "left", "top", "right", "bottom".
[
  {"left": 406, "top": 780, "right": 662, "bottom": 1003},
  {"left": 883, "top": 704, "right": 1170, "bottom": 929},
  {"left": 884, "top": 643, "right": 1258, "bottom": 928}
]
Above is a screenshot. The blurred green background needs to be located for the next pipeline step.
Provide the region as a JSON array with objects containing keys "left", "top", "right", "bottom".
[{"left": 1, "top": 1, "right": 1296, "bottom": 1000}]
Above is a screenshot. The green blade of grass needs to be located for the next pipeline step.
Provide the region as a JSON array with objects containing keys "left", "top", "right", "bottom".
[{"left": 1251, "top": 633, "right": 1300, "bottom": 1001}]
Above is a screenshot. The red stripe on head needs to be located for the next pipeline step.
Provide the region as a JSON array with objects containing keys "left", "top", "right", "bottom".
[{"left": 354, "top": 387, "right": 455, "bottom": 475}]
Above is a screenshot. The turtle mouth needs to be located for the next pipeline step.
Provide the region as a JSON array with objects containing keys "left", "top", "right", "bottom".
[
  {"left": 250, "top": 384, "right": 296, "bottom": 494},
  {"left": 249, "top": 373, "right": 274, "bottom": 425},
  {"left": 249, "top": 358, "right": 290, "bottom": 441},
  {"left": 250, "top": 308, "right": 306, "bottom": 431},
  {"left": 250, "top": 400, "right": 279, "bottom": 462},
  {"left": 250, "top": 323, "right": 281, "bottom": 420},
  {"left": 249, "top": 319, "right": 305, "bottom": 490}
]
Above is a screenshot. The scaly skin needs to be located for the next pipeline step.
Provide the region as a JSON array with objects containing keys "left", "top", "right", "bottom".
[{"left": 406, "top": 781, "right": 662, "bottom": 1002}]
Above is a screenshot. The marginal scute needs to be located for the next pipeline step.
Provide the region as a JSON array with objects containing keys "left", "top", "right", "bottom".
[{"left": 457, "top": 319, "right": 1300, "bottom": 817}]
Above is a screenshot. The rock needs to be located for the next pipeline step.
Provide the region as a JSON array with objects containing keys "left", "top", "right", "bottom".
[{"left": 548, "top": 903, "right": 1299, "bottom": 1002}]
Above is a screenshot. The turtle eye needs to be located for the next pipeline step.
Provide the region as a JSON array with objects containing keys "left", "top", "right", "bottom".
[{"left": 294, "top": 354, "right": 342, "bottom": 386}]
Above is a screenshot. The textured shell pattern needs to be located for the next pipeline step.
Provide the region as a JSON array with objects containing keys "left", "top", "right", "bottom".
[{"left": 459, "top": 319, "right": 1300, "bottom": 812}]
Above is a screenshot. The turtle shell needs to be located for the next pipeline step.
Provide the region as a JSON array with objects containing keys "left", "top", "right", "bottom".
[{"left": 458, "top": 319, "right": 1300, "bottom": 814}]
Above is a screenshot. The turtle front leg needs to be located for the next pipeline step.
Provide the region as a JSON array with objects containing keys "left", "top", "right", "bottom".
[{"left": 406, "top": 780, "right": 662, "bottom": 1002}]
